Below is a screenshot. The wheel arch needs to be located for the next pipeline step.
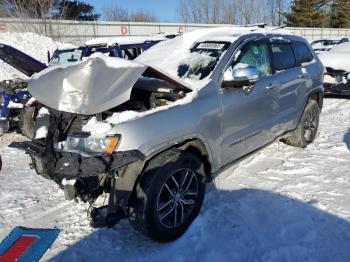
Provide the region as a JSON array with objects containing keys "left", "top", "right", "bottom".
[
  {"left": 142, "top": 137, "right": 214, "bottom": 182},
  {"left": 308, "top": 88, "right": 324, "bottom": 110}
]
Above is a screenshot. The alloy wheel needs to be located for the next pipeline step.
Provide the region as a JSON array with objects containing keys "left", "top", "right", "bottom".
[{"left": 156, "top": 168, "right": 199, "bottom": 229}]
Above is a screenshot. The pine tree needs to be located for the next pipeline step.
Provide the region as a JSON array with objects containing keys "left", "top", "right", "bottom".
[
  {"left": 330, "top": 0, "right": 350, "bottom": 28},
  {"left": 285, "top": 0, "right": 329, "bottom": 27},
  {"left": 54, "top": 0, "right": 100, "bottom": 21}
]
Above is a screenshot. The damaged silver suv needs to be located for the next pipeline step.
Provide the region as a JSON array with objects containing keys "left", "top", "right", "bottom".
[{"left": 11, "top": 27, "right": 324, "bottom": 242}]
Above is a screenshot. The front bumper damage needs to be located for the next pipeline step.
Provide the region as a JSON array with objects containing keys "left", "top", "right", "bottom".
[
  {"left": 9, "top": 140, "right": 144, "bottom": 179},
  {"left": 9, "top": 140, "right": 146, "bottom": 227}
]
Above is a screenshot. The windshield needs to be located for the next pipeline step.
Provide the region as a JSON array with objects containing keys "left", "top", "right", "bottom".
[
  {"left": 49, "top": 49, "right": 83, "bottom": 66},
  {"left": 177, "top": 42, "right": 230, "bottom": 80},
  {"left": 135, "top": 27, "right": 242, "bottom": 82}
]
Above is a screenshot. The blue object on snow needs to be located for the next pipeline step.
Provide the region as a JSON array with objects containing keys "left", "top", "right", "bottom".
[{"left": 0, "top": 226, "right": 60, "bottom": 262}]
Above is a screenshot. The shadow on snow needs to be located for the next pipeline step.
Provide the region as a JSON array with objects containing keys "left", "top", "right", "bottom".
[
  {"left": 344, "top": 129, "right": 350, "bottom": 151},
  {"left": 49, "top": 187, "right": 350, "bottom": 262}
]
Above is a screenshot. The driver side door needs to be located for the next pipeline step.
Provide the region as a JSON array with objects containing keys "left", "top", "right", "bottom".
[{"left": 219, "top": 40, "right": 279, "bottom": 166}]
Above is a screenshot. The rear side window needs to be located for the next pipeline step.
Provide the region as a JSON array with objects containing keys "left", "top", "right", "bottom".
[
  {"left": 292, "top": 41, "right": 313, "bottom": 64},
  {"left": 271, "top": 43, "right": 296, "bottom": 71}
]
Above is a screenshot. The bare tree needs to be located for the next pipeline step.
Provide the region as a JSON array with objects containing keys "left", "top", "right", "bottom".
[
  {"left": 177, "top": 0, "right": 286, "bottom": 25},
  {"left": 131, "top": 9, "right": 158, "bottom": 22},
  {"left": 0, "top": 0, "right": 57, "bottom": 19},
  {"left": 267, "top": 0, "right": 287, "bottom": 26},
  {"left": 102, "top": 4, "right": 158, "bottom": 23},
  {"left": 0, "top": 0, "right": 70, "bottom": 36},
  {"left": 102, "top": 4, "right": 129, "bottom": 22}
]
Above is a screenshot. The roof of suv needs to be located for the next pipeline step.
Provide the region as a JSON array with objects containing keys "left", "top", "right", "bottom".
[{"left": 136, "top": 26, "right": 297, "bottom": 81}]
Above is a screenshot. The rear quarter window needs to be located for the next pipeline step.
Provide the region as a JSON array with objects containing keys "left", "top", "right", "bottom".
[
  {"left": 292, "top": 41, "right": 314, "bottom": 64},
  {"left": 271, "top": 43, "right": 296, "bottom": 71}
]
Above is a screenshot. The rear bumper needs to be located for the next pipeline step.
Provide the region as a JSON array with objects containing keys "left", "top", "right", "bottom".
[{"left": 9, "top": 140, "right": 145, "bottom": 179}]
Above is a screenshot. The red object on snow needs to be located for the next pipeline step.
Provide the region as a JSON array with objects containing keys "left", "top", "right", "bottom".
[{"left": 0, "top": 236, "right": 38, "bottom": 262}]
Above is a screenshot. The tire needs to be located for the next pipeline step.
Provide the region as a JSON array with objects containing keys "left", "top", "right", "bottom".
[
  {"left": 128, "top": 149, "right": 206, "bottom": 242},
  {"left": 0, "top": 119, "right": 9, "bottom": 135},
  {"left": 284, "top": 100, "right": 320, "bottom": 148},
  {"left": 19, "top": 107, "right": 35, "bottom": 139}
]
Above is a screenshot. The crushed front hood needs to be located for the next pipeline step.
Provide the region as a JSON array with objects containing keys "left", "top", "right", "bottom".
[
  {"left": 29, "top": 55, "right": 148, "bottom": 115},
  {"left": 0, "top": 43, "right": 47, "bottom": 77},
  {"left": 29, "top": 54, "right": 192, "bottom": 115}
]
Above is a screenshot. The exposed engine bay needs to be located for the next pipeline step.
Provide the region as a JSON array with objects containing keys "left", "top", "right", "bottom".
[{"left": 12, "top": 72, "right": 189, "bottom": 198}]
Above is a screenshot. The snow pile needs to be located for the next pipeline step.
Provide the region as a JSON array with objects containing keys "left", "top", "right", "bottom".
[
  {"left": 0, "top": 32, "right": 59, "bottom": 81},
  {"left": 318, "top": 42, "right": 350, "bottom": 72}
]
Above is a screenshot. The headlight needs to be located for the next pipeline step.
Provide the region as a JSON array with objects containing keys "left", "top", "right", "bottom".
[{"left": 59, "top": 133, "right": 120, "bottom": 157}]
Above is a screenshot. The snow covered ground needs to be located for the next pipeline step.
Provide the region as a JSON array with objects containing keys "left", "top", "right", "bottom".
[
  {"left": 1, "top": 31, "right": 350, "bottom": 262},
  {"left": 0, "top": 97, "right": 349, "bottom": 262}
]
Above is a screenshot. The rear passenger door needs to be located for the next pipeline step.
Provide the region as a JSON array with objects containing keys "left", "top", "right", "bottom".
[{"left": 269, "top": 39, "right": 311, "bottom": 135}]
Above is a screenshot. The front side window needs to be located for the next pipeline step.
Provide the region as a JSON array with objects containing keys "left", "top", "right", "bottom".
[
  {"left": 271, "top": 43, "right": 296, "bottom": 71},
  {"left": 230, "top": 42, "right": 272, "bottom": 78},
  {"left": 292, "top": 41, "right": 313, "bottom": 64}
]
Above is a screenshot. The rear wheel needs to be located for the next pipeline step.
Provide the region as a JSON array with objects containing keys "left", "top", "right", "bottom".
[
  {"left": 284, "top": 100, "right": 320, "bottom": 148},
  {"left": 128, "top": 150, "right": 206, "bottom": 242}
]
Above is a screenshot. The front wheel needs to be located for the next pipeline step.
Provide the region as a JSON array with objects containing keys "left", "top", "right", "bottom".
[
  {"left": 128, "top": 150, "right": 206, "bottom": 242},
  {"left": 284, "top": 99, "right": 320, "bottom": 148}
]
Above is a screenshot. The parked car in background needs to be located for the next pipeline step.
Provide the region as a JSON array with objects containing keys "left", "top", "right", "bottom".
[
  {"left": 0, "top": 36, "right": 166, "bottom": 136},
  {"left": 318, "top": 42, "right": 350, "bottom": 96},
  {"left": 0, "top": 43, "right": 47, "bottom": 134},
  {"left": 11, "top": 27, "right": 324, "bottom": 242},
  {"left": 311, "top": 38, "right": 349, "bottom": 54},
  {"left": 154, "top": 32, "right": 180, "bottom": 39}
]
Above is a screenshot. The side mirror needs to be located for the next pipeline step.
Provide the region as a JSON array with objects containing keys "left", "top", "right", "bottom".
[
  {"left": 47, "top": 50, "right": 51, "bottom": 64},
  {"left": 222, "top": 65, "right": 259, "bottom": 89}
]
